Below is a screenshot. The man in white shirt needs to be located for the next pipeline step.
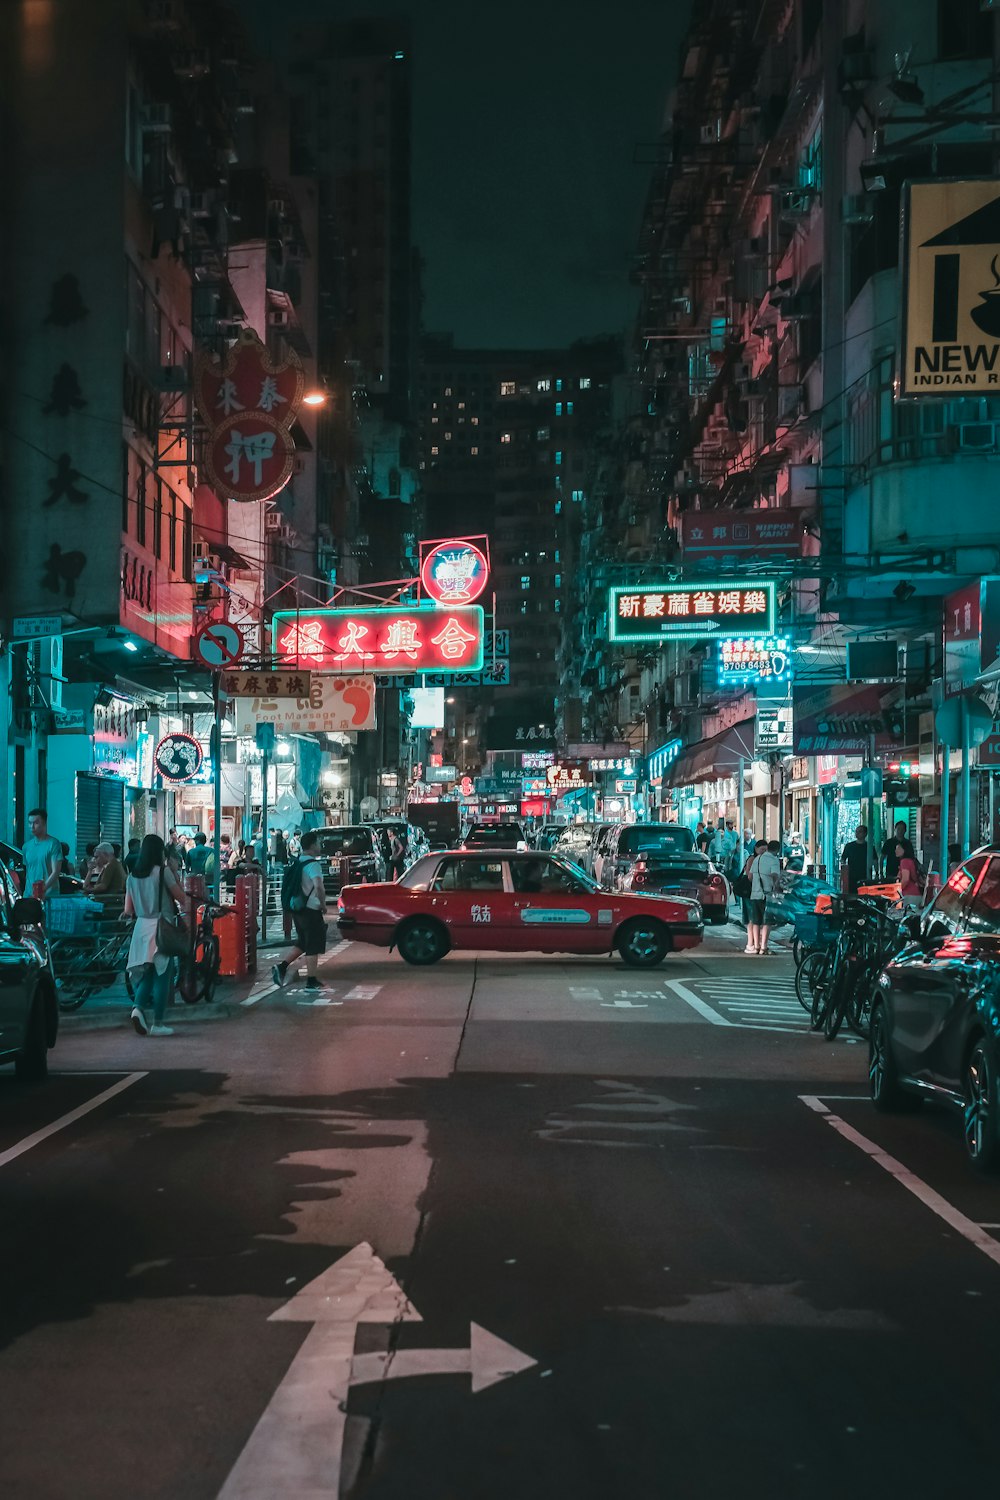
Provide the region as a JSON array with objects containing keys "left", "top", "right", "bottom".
[{"left": 747, "top": 838, "right": 781, "bottom": 956}]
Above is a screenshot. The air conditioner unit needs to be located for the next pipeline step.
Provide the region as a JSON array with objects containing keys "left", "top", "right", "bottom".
[
  {"left": 268, "top": 308, "right": 290, "bottom": 327},
  {"left": 779, "top": 188, "right": 815, "bottom": 218},
  {"left": 142, "top": 103, "right": 172, "bottom": 133},
  {"left": 842, "top": 193, "right": 876, "bottom": 225},
  {"left": 192, "top": 540, "right": 213, "bottom": 559},
  {"left": 953, "top": 421, "right": 999, "bottom": 453},
  {"left": 156, "top": 364, "right": 188, "bottom": 391}
]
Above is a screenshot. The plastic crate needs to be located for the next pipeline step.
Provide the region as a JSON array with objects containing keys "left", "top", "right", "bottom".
[{"left": 45, "top": 896, "right": 104, "bottom": 934}]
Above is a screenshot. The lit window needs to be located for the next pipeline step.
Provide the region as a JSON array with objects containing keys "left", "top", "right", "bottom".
[
  {"left": 431, "top": 445, "right": 439, "bottom": 456},
  {"left": 571, "top": 489, "right": 584, "bottom": 502},
  {"left": 458, "top": 415, "right": 465, "bottom": 423},
  {"left": 521, "top": 575, "right": 530, "bottom": 589},
  {"left": 555, "top": 574, "right": 561, "bottom": 587},
  {"left": 555, "top": 378, "right": 563, "bottom": 391},
  {"left": 444, "top": 386, "right": 452, "bottom": 396},
  {"left": 458, "top": 401, "right": 465, "bottom": 409},
  {"left": 520, "top": 600, "right": 528, "bottom": 614},
  {"left": 431, "top": 415, "right": 439, "bottom": 424},
  {"left": 470, "top": 446, "right": 479, "bottom": 455},
  {"left": 555, "top": 598, "right": 561, "bottom": 612},
  {"left": 555, "top": 550, "right": 560, "bottom": 562},
  {"left": 555, "top": 451, "right": 563, "bottom": 465},
  {"left": 537, "top": 378, "right": 551, "bottom": 392},
  {"left": 536, "top": 427, "right": 549, "bottom": 441},
  {"left": 500, "top": 432, "right": 512, "bottom": 444},
  {"left": 555, "top": 402, "right": 563, "bottom": 416},
  {"left": 432, "top": 401, "right": 438, "bottom": 409},
  {"left": 555, "top": 499, "right": 562, "bottom": 514},
  {"left": 554, "top": 475, "right": 562, "bottom": 490},
  {"left": 470, "top": 416, "right": 479, "bottom": 425},
  {"left": 445, "top": 431, "right": 452, "bottom": 440},
  {"left": 579, "top": 377, "right": 591, "bottom": 389},
  {"left": 500, "top": 380, "right": 516, "bottom": 395},
  {"left": 566, "top": 401, "right": 574, "bottom": 414}
]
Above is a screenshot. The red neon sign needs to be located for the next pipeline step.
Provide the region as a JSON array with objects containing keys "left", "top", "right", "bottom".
[
  {"left": 194, "top": 329, "right": 304, "bottom": 503},
  {"left": 272, "top": 606, "right": 485, "bottom": 674},
  {"left": 420, "top": 539, "right": 489, "bottom": 605}
]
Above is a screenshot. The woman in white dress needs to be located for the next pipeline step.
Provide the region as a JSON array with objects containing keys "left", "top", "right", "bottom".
[{"left": 125, "top": 833, "right": 185, "bottom": 1036}]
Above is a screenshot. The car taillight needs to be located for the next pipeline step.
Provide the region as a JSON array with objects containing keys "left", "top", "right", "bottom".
[
  {"left": 707, "top": 874, "right": 726, "bottom": 891},
  {"left": 337, "top": 894, "right": 345, "bottom": 913}
]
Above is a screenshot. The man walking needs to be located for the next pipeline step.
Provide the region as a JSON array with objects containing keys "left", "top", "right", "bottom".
[
  {"left": 841, "top": 825, "right": 874, "bottom": 894},
  {"left": 272, "top": 830, "right": 328, "bottom": 993},
  {"left": 22, "top": 809, "right": 64, "bottom": 898},
  {"left": 880, "top": 820, "right": 915, "bottom": 882}
]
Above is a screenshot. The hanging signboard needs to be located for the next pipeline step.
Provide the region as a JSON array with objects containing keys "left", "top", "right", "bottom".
[
  {"left": 233, "top": 675, "right": 376, "bottom": 735},
  {"left": 681, "top": 510, "right": 802, "bottom": 562},
  {"left": 273, "top": 605, "right": 484, "bottom": 674},
  {"left": 194, "top": 328, "right": 305, "bottom": 502},
  {"left": 943, "top": 577, "right": 1000, "bottom": 696},
  {"left": 609, "top": 583, "right": 775, "bottom": 643},
  {"left": 900, "top": 179, "right": 1000, "bottom": 398},
  {"left": 221, "top": 670, "right": 312, "bottom": 698},
  {"left": 154, "top": 732, "right": 204, "bottom": 783},
  {"left": 754, "top": 704, "right": 793, "bottom": 753},
  {"left": 420, "top": 537, "right": 490, "bottom": 605},
  {"left": 546, "top": 760, "right": 593, "bottom": 791},
  {"left": 718, "top": 636, "right": 791, "bottom": 683}
]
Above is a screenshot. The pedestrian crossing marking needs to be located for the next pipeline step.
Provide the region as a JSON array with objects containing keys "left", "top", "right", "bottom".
[{"left": 344, "top": 985, "right": 381, "bottom": 1000}]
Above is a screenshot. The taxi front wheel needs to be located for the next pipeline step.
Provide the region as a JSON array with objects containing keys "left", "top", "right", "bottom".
[
  {"left": 396, "top": 918, "right": 449, "bottom": 966},
  {"left": 617, "top": 919, "right": 669, "bottom": 968}
]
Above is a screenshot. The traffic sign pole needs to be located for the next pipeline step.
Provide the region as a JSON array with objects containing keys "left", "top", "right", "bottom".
[{"left": 213, "top": 672, "right": 223, "bottom": 899}]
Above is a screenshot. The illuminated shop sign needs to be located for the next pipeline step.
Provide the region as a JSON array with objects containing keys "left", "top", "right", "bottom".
[
  {"left": 647, "top": 740, "right": 682, "bottom": 784},
  {"left": 608, "top": 583, "right": 776, "bottom": 642},
  {"left": 420, "top": 538, "right": 490, "bottom": 605},
  {"left": 589, "top": 757, "right": 636, "bottom": 773},
  {"left": 718, "top": 636, "right": 791, "bottom": 683},
  {"left": 272, "top": 605, "right": 485, "bottom": 674},
  {"left": 154, "top": 732, "right": 204, "bottom": 783}
]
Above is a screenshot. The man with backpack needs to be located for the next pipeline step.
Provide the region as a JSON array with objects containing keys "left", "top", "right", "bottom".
[{"left": 272, "top": 830, "right": 328, "bottom": 992}]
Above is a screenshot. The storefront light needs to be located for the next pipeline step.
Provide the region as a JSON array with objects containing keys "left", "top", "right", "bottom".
[{"left": 276, "top": 737, "right": 293, "bottom": 758}]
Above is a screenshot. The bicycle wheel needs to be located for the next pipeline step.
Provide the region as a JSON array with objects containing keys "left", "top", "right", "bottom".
[
  {"left": 824, "top": 963, "right": 853, "bottom": 1041},
  {"left": 848, "top": 970, "right": 877, "bottom": 1041},
  {"left": 795, "top": 949, "right": 828, "bottom": 1014},
  {"left": 198, "top": 935, "right": 221, "bottom": 1003},
  {"left": 177, "top": 955, "right": 201, "bottom": 1004},
  {"left": 791, "top": 936, "right": 804, "bottom": 969}
]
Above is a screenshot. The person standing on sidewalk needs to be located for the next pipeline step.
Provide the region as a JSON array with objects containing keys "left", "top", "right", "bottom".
[
  {"left": 753, "top": 839, "right": 782, "bottom": 956},
  {"left": 125, "top": 834, "right": 185, "bottom": 1037},
  {"left": 22, "top": 809, "right": 64, "bottom": 899},
  {"left": 271, "top": 830, "right": 328, "bottom": 993}
]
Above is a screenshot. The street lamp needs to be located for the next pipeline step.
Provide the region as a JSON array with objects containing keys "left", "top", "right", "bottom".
[{"left": 302, "top": 388, "right": 328, "bottom": 407}]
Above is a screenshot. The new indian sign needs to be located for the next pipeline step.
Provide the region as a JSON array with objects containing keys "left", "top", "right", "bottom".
[
  {"left": 609, "top": 583, "right": 775, "bottom": 643},
  {"left": 900, "top": 180, "right": 1000, "bottom": 397}
]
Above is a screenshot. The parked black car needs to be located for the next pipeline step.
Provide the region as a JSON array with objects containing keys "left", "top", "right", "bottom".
[
  {"left": 463, "top": 822, "right": 528, "bottom": 850},
  {"left": 0, "top": 865, "right": 57, "bottom": 1082},
  {"left": 313, "top": 825, "right": 386, "bottom": 898},
  {"left": 869, "top": 846, "right": 1000, "bottom": 1171}
]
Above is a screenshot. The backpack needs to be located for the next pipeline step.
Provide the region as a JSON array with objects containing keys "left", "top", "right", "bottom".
[
  {"left": 281, "top": 856, "right": 308, "bottom": 912},
  {"left": 732, "top": 856, "right": 755, "bottom": 899}
]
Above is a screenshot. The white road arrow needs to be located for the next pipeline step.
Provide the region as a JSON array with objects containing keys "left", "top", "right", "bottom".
[
  {"left": 351, "top": 1323, "right": 537, "bottom": 1394},
  {"left": 217, "top": 1242, "right": 535, "bottom": 1500}
]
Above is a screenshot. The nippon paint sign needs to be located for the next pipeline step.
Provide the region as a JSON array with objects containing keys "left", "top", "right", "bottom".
[{"left": 900, "top": 179, "right": 1000, "bottom": 396}]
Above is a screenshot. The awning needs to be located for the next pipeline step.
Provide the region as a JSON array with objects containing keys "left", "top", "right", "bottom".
[{"left": 666, "top": 718, "right": 756, "bottom": 787}]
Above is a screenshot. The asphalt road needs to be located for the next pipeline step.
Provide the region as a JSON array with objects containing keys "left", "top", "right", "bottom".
[{"left": 2, "top": 928, "right": 1000, "bottom": 1499}]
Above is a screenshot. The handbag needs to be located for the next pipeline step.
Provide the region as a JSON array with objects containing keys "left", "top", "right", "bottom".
[
  {"left": 732, "top": 856, "right": 754, "bottom": 899},
  {"left": 156, "top": 864, "right": 189, "bottom": 958}
]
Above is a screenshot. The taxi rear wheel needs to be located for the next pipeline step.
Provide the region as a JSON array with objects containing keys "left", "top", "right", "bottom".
[
  {"left": 617, "top": 919, "right": 669, "bottom": 968},
  {"left": 396, "top": 918, "right": 449, "bottom": 966}
]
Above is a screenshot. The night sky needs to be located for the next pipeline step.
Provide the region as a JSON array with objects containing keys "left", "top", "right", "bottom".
[{"left": 236, "top": 0, "right": 691, "bottom": 348}]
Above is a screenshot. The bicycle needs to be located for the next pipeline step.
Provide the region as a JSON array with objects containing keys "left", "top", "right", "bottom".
[
  {"left": 811, "top": 896, "right": 903, "bottom": 1041},
  {"left": 177, "top": 902, "right": 224, "bottom": 1004}
]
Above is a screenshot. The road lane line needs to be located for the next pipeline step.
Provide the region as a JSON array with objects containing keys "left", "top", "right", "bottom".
[
  {"left": 0, "top": 1071, "right": 147, "bottom": 1169},
  {"left": 799, "top": 1095, "right": 1000, "bottom": 1270},
  {"left": 664, "top": 979, "right": 735, "bottom": 1025}
]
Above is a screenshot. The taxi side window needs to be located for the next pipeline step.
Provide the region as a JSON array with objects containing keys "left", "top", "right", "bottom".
[
  {"left": 434, "top": 859, "right": 504, "bottom": 892},
  {"left": 964, "top": 858, "right": 1000, "bottom": 934},
  {"left": 931, "top": 856, "right": 988, "bottom": 932},
  {"left": 510, "top": 861, "right": 585, "bottom": 894}
]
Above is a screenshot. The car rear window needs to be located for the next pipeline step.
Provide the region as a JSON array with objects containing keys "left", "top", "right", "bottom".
[
  {"left": 619, "top": 826, "right": 696, "bottom": 857},
  {"left": 316, "top": 829, "right": 374, "bottom": 858},
  {"left": 467, "top": 825, "right": 523, "bottom": 844}
]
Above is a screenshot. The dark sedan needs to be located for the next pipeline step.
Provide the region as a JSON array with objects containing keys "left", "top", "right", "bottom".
[{"left": 869, "top": 846, "right": 1000, "bottom": 1171}]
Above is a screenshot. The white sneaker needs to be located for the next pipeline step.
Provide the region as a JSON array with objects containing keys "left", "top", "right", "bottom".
[
  {"left": 130, "top": 1006, "right": 149, "bottom": 1036},
  {"left": 149, "top": 1024, "right": 175, "bottom": 1037}
]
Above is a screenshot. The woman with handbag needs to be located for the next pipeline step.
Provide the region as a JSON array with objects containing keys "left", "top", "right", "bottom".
[{"left": 124, "top": 833, "right": 187, "bottom": 1037}]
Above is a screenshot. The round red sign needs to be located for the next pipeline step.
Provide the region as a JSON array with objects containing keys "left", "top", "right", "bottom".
[{"left": 420, "top": 541, "right": 489, "bottom": 605}]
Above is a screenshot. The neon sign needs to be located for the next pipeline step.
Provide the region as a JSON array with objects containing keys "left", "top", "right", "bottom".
[
  {"left": 609, "top": 582, "right": 776, "bottom": 642},
  {"left": 718, "top": 636, "right": 791, "bottom": 683},
  {"left": 420, "top": 538, "right": 489, "bottom": 605},
  {"left": 154, "top": 732, "right": 204, "bottom": 783},
  {"left": 272, "top": 605, "right": 485, "bottom": 674}
]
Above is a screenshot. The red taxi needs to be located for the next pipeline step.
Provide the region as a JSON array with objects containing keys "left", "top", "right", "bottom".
[{"left": 337, "top": 850, "right": 703, "bottom": 967}]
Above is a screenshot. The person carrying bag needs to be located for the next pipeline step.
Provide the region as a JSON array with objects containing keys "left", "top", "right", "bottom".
[{"left": 124, "top": 833, "right": 186, "bottom": 1037}]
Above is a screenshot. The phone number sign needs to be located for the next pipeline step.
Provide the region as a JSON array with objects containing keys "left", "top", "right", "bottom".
[
  {"left": 609, "top": 582, "right": 775, "bottom": 642},
  {"left": 273, "top": 605, "right": 484, "bottom": 674}
]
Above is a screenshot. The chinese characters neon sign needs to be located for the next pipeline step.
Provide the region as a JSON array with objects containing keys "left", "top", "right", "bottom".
[
  {"left": 194, "top": 328, "right": 305, "bottom": 502},
  {"left": 718, "top": 636, "right": 791, "bottom": 683},
  {"left": 608, "top": 582, "right": 776, "bottom": 642},
  {"left": 272, "top": 605, "right": 485, "bottom": 674}
]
